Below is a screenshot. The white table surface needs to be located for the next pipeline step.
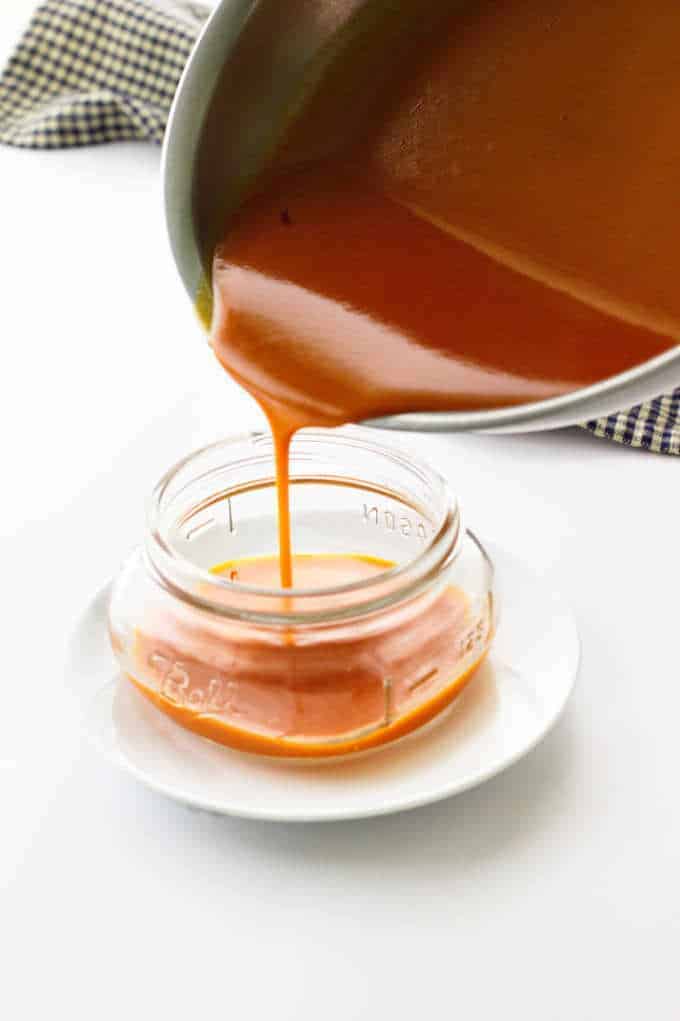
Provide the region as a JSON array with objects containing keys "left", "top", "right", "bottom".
[{"left": 2, "top": 4, "right": 679, "bottom": 1018}]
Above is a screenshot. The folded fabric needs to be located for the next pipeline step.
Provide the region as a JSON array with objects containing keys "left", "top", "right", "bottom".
[
  {"left": 1, "top": 0, "right": 678, "bottom": 453},
  {"left": 0, "top": 0, "right": 207, "bottom": 145},
  {"left": 583, "top": 391, "right": 679, "bottom": 455}
]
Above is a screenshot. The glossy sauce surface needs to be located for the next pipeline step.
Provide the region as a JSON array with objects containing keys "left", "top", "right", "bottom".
[
  {"left": 209, "top": 1, "right": 680, "bottom": 587},
  {"left": 133, "top": 1, "right": 680, "bottom": 753},
  {"left": 212, "top": 170, "right": 671, "bottom": 424}
]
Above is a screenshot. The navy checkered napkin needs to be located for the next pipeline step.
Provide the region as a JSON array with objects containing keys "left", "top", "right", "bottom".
[
  {"left": 1, "top": 0, "right": 678, "bottom": 452},
  {"left": 0, "top": 0, "right": 207, "bottom": 146},
  {"left": 583, "top": 390, "right": 680, "bottom": 455}
]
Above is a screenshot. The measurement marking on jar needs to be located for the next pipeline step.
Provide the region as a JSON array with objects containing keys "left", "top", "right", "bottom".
[
  {"left": 185, "top": 517, "right": 214, "bottom": 541},
  {"left": 226, "top": 497, "right": 236, "bottom": 534},
  {"left": 408, "top": 668, "right": 438, "bottom": 693},
  {"left": 362, "top": 503, "right": 429, "bottom": 542},
  {"left": 382, "top": 676, "right": 393, "bottom": 727}
]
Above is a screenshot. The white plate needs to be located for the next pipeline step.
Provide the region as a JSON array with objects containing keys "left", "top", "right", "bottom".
[{"left": 66, "top": 544, "right": 579, "bottom": 822}]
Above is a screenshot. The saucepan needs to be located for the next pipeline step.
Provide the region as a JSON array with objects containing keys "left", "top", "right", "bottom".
[{"left": 162, "top": 0, "right": 680, "bottom": 434}]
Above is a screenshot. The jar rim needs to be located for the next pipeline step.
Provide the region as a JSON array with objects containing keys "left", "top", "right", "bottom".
[{"left": 145, "top": 426, "right": 463, "bottom": 624}]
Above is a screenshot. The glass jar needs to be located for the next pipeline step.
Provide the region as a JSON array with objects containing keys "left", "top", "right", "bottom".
[{"left": 108, "top": 426, "right": 495, "bottom": 759}]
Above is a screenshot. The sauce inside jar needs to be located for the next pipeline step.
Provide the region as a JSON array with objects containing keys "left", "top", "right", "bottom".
[{"left": 130, "top": 553, "right": 488, "bottom": 758}]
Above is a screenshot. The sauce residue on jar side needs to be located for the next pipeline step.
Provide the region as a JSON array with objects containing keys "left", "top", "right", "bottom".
[
  {"left": 208, "top": 0, "right": 680, "bottom": 588},
  {"left": 129, "top": 554, "right": 490, "bottom": 758}
]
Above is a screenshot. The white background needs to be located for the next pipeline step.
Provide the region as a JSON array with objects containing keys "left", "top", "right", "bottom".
[{"left": 1, "top": 3, "right": 679, "bottom": 1018}]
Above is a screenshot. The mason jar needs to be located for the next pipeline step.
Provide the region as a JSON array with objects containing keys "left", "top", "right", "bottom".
[{"left": 108, "top": 426, "right": 495, "bottom": 759}]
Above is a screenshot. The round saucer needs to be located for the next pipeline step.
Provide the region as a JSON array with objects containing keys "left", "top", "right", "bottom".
[{"left": 66, "top": 543, "right": 579, "bottom": 822}]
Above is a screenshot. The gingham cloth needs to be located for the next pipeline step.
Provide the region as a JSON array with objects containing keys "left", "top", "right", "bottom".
[
  {"left": 0, "top": 0, "right": 206, "bottom": 145},
  {"left": 1, "top": 0, "right": 679, "bottom": 453}
]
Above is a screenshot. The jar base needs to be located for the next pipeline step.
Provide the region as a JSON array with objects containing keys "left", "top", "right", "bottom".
[
  {"left": 125, "top": 650, "right": 488, "bottom": 761},
  {"left": 70, "top": 540, "right": 579, "bottom": 820}
]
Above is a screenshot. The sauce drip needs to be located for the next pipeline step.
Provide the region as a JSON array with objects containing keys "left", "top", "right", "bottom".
[{"left": 208, "top": 0, "right": 680, "bottom": 587}]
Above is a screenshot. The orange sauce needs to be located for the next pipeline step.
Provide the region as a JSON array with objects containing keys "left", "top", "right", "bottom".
[
  {"left": 209, "top": 1, "right": 680, "bottom": 587},
  {"left": 211, "top": 168, "right": 674, "bottom": 588}
]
